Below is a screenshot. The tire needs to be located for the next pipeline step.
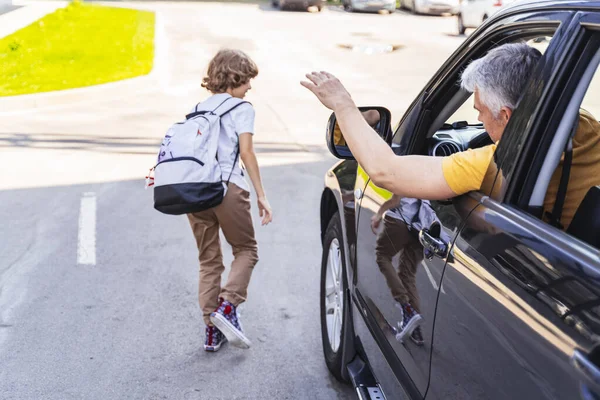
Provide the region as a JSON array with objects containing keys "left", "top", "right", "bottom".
[
  {"left": 320, "top": 212, "right": 351, "bottom": 382},
  {"left": 412, "top": 0, "right": 420, "bottom": 14},
  {"left": 457, "top": 14, "right": 466, "bottom": 35}
]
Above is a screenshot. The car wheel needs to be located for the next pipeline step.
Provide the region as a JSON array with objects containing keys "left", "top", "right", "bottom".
[
  {"left": 457, "top": 13, "right": 466, "bottom": 35},
  {"left": 321, "top": 212, "right": 351, "bottom": 382}
]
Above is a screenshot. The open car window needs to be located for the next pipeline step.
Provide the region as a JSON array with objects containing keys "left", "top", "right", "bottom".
[{"left": 425, "top": 35, "right": 555, "bottom": 158}]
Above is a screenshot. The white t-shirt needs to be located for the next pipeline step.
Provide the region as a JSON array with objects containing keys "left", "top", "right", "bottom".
[{"left": 190, "top": 93, "right": 255, "bottom": 193}]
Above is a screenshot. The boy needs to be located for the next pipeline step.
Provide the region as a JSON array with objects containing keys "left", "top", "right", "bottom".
[{"left": 187, "top": 49, "right": 273, "bottom": 352}]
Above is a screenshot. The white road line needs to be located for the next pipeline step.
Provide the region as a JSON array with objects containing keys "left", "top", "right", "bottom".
[
  {"left": 77, "top": 192, "right": 96, "bottom": 265},
  {"left": 422, "top": 263, "right": 446, "bottom": 294}
]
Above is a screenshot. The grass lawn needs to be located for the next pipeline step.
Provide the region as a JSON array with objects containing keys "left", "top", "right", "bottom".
[{"left": 0, "top": 2, "right": 155, "bottom": 97}]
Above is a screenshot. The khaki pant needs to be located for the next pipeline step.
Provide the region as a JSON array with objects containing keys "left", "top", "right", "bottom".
[
  {"left": 375, "top": 216, "right": 423, "bottom": 312},
  {"left": 187, "top": 183, "right": 259, "bottom": 325}
]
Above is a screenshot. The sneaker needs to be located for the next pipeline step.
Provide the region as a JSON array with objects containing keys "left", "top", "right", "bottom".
[
  {"left": 410, "top": 326, "right": 424, "bottom": 346},
  {"left": 395, "top": 302, "right": 422, "bottom": 343},
  {"left": 210, "top": 298, "right": 252, "bottom": 349},
  {"left": 204, "top": 325, "right": 226, "bottom": 352}
]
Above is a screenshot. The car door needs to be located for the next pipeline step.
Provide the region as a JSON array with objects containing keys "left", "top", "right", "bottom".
[
  {"left": 352, "top": 9, "right": 573, "bottom": 399},
  {"left": 355, "top": 175, "right": 476, "bottom": 397},
  {"left": 428, "top": 11, "right": 600, "bottom": 400}
]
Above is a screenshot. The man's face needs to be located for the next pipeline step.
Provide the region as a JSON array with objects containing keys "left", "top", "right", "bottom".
[{"left": 474, "top": 90, "right": 512, "bottom": 143}]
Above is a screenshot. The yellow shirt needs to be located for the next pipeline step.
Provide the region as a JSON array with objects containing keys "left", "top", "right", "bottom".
[
  {"left": 441, "top": 110, "right": 600, "bottom": 230},
  {"left": 442, "top": 144, "right": 498, "bottom": 196}
]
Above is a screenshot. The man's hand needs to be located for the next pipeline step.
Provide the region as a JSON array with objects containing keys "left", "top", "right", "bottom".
[
  {"left": 258, "top": 196, "right": 273, "bottom": 226},
  {"left": 301, "top": 71, "right": 354, "bottom": 112}
]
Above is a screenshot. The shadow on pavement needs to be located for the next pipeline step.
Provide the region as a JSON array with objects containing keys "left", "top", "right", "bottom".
[
  {"left": 0, "top": 132, "right": 161, "bottom": 155},
  {"left": 0, "top": 132, "right": 326, "bottom": 156},
  {"left": 0, "top": 5, "right": 20, "bottom": 16}
]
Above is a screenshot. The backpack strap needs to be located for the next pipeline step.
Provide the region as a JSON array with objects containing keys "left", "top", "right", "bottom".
[
  {"left": 213, "top": 97, "right": 251, "bottom": 118},
  {"left": 185, "top": 97, "right": 251, "bottom": 120}
]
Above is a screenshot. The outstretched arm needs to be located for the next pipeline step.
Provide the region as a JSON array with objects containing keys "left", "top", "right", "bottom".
[{"left": 301, "top": 71, "right": 455, "bottom": 200}]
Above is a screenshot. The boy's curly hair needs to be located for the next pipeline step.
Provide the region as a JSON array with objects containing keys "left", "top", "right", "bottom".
[{"left": 202, "top": 49, "right": 259, "bottom": 94}]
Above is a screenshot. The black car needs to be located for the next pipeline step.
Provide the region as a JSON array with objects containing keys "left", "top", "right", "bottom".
[
  {"left": 272, "top": 0, "right": 324, "bottom": 11},
  {"left": 319, "top": 1, "right": 600, "bottom": 399}
]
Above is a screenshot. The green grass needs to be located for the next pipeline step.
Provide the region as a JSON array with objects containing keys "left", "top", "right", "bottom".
[{"left": 0, "top": 2, "right": 155, "bottom": 97}]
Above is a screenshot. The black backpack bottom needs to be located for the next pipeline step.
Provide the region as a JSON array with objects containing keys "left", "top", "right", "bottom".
[{"left": 154, "top": 182, "right": 225, "bottom": 215}]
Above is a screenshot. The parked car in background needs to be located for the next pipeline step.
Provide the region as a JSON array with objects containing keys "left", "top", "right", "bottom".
[
  {"left": 400, "top": 0, "right": 459, "bottom": 15},
  {"left": 318, "top": 1, "right": 600, "bottom": 399},
  {"left": 343, "top": 0, "right": 396, "bottom": 13},
  {"left": 272, "top": 0, "right": 323, "bottom": 11},
  {"left": 457, "top": 0, "right": 516, "bottom": 34}
]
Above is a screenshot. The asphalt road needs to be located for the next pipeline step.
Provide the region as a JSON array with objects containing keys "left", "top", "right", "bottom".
[{"left": 0, "top": 2, "right": 466, "bottom": 399}]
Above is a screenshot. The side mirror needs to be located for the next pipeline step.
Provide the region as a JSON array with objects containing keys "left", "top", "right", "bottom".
[{"left": 326, "top": 106, "right": 392, "bottom": 160}]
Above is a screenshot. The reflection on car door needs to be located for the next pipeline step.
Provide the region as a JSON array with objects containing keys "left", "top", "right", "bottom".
[
  {"left": 355, "top": 171, "right": 479, "bottom": 396},
  {"left": 429, "top": 193, "right": 600, "bottom": 400}
]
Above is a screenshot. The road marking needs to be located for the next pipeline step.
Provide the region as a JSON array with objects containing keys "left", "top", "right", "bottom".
[
  {"left": 77, "top": 192, "right": 96, "bottom": 265},
  {"left": 423, "top": 263, "right": 445, "bottom": 294}
]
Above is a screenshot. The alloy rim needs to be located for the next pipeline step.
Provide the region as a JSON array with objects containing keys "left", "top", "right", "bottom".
[{"left": 325, "top": 238, "right": 344, "bottom": 352}]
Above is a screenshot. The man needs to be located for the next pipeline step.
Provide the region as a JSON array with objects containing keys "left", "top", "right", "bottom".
[{"left": 301, "top": 43, "right": 600, "bottom": 230}]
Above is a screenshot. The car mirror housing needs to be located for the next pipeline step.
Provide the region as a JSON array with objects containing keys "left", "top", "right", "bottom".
[{"left": 326, "top": 106, "right": 393, "bottom": 160}]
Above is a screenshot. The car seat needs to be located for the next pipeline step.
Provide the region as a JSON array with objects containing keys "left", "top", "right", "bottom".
[{"left": 566, "top": 185, "right": 600, "bottom": 248}]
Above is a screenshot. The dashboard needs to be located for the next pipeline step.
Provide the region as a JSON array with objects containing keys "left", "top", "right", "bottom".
[{"left": 428, "top": 122, "right": 493, "bottom": 156}]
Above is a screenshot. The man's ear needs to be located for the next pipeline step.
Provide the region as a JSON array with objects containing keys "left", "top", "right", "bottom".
[{"left": 499, "top": 107, "right": 513, "bottom": 124}]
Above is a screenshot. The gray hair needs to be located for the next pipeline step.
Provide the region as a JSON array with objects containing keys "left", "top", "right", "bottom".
[{"left": 460, "top": 43, "right": 542, "bottom": 117}]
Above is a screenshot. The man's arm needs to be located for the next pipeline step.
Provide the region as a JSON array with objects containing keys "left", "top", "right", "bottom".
[{"left": 301, "top": 72, "right": 456, "bottom": 200}]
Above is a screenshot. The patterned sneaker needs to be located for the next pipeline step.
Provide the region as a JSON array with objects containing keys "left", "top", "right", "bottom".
[
  {"left": 410, "top": 326, "right": 424, "bottom": 346},
  {"left": 210, "top": 298, "right": 252, "bottom": 349},
  {"left": 395, "top": 302, "right": 422, "bottom": 343},
  {"left": 204, "top": 325, "right": 226, "bottom": 352}
]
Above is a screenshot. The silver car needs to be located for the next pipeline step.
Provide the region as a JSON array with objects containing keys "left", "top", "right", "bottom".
[
  {"left": 401, "top": 0, "right": 459, "bottom": 14},
  {"left": 343, "top": 0, "right": 397, "bottom": 13}
]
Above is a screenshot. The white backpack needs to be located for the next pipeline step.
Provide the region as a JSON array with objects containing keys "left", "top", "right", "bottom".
[{"left": 150, "top": 97, "right": 249, "bottom": 215}]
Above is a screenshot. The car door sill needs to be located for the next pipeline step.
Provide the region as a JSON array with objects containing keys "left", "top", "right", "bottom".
[{"left": 347, "top": 356, "right": 387, "bottom": 400}]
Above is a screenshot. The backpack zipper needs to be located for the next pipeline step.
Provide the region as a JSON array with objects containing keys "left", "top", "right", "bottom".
[{"left": 155, "top": 156, "right": 205, "bottom": 167}]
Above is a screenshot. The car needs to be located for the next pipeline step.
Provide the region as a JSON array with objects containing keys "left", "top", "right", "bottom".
[
  {"left": 457, "top": 0, "right": 516, "bottom": 34},
  {"left": 343, "top": 0, "right": 396, "bottom": 13},
  {"left": 318, "top": 1, "right": 600, "bottom": 399},
  {"left": 400, "top": 0, "right": 459, "bottom": 15},
  {"left": 272, "top": 0, "right": 324, "bottom": 11}
]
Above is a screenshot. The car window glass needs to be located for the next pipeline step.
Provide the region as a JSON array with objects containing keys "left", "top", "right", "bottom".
[
  {"left": 422, "top": 36, "right": 554, "bottom": 200},
  {"left": 502, "top": 35, "right": 600, "bottom": 250},
  {"left": 581, "top": 67, "right": 600, "bottom": 118},
  {"left": 443, "top": 36, "right": 553, "bottom": 127},
  {"left": 534, "top": 68, "right": 600, "bottom": 249}
]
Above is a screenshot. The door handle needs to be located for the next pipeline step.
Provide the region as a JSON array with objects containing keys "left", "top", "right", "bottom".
[
  {"left": 419, "top": 228, "right": 448, "bottom": 260},
  {"left": 572, "top": 350, "right": 600, "bottom": 397}
]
